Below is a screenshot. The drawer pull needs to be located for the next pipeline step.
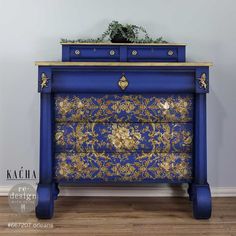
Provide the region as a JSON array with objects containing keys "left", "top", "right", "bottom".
[
  {"left": 168, "top": 50, "right": 174, "bottom": 56},
  {"left": 132, "top": 50, "right": 138, "bottom": 56},
  {"left": 110, "top": 50, "right": 115, "bottom": 56},
  {"left": 118, "top": 75, "right": 129, "bottom": 90},
  {"left": 75, "top": 50, "right": 80, "bottom": 55}
]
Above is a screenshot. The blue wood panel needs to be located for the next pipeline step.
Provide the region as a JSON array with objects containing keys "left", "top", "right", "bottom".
[
  {"left": 52, "top": 69, "right": 195, "bottom": 93},
  {"left": 177, "top": 47, "right": 186, "bottom": 62},
  {"left": 39, "top": 93, "right": 53, "bottom": 184},
  {"left": 194, "top": 94, "right": 207, "bottom": 184}
]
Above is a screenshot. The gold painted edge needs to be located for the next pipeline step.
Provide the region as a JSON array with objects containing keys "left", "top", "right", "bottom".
[
  {"left": 60, "top": 42, "right": 186, "bottom": 46},
  {"left": 35, "top": 61, "right": 213, "bottom": 67}
]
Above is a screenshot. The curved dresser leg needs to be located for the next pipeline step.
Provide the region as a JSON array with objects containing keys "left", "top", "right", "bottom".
[
  {"left": 187, "top": 183, "right": 193, "bottom": 201},
  {"left": 36, "top": 183, "right": 54, "bottom": 219},
  {"left": 53, "top": 183, "right": 60, "bottom": 200},
  {"left": 192, "top": 183, "right": 212, "bottom": 219}
]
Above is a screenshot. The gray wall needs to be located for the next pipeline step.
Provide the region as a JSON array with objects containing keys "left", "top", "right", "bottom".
[{"left": 0, "top": 0, "right": 235, "bottom": 187}]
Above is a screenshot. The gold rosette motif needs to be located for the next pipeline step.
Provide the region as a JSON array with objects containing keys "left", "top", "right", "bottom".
[{"left": 108, "top": 124, "right": 142, "bottom": 151}]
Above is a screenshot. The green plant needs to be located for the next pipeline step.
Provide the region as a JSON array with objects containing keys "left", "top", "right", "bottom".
[{"left": 61, "top": 21, "right": 167, "bottom": 43}]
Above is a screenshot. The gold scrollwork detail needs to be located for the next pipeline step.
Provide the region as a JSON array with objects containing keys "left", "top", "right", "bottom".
[
  {"left": 198, "top": 73, "right": 207, "bottom": 89},
  {"left": 55, "top": 94, "right": 193, "bottom": 123},
  {"left": 118, "top": 75, "right": 129, "bottom": 90},
  {"left": 55, "top": 152, "right": 192, "bottom": 182},
  {"left": 41, "top": 73, "right": 49, "bottom": 89}
]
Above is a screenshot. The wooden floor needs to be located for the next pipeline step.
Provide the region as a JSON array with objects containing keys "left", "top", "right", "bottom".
[{"left": 0, "top": 197, "right": 236, "bottom": 236}]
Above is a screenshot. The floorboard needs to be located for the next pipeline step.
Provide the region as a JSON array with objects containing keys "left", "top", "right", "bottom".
[{"left": 0, "top": 197, "right": 236, "bottom": 235}]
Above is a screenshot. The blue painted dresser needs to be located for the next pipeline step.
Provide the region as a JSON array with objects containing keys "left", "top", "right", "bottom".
[{"left": 35, "top": 42, "right": 212, "bottom": 219}]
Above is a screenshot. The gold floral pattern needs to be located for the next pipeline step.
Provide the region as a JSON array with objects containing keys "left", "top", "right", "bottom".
[
  {"left": 54, "top": 152, "right": 192, "bottom": 182},
  {"left": 54, "top": 94, "right": 194, "bottom": 182},
  {"left": 54, "top": 94, "right": 193, "bottom": 123},
  {"left": 54, "top": 123, "right": 193, "bottom": 153},
  {"left": 108, "top": 124, "right": 142, "bottom": 151}
]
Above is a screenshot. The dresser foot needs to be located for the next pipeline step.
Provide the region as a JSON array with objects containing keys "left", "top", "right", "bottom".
[
  {"left": 53, "top": 183, "right": 60, "bottom": 200},
  {"left": 192, "top": 184, "right": 212, "bottom": 219},
  {"left": 36, "top": 184, "right": 54, "bottom": 219},
  {"left": 187, "top": 183, "right": 193, "bottom": 201}
]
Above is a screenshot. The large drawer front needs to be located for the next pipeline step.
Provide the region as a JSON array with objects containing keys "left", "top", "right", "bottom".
[
  {"left": 55, "top": 94, "right": 194, "bottom": 123},
  {"left": 55, "top": 123, "right": 193, "bottom": 153},
  {"left": 54, "top": 152, "right": 192, "bottom": 183},
  {"left": 52, "top": 71, "right": 194, "bottom": 93}
]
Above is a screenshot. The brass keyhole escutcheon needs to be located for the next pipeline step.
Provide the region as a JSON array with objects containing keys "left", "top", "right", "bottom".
[{"left": 118, "top": 75, "right": 129, "bottom": 91}]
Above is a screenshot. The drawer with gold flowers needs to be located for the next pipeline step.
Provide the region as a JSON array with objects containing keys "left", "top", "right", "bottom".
[{"left": 53, "top": 93, "right": 193, "bottom": 183}]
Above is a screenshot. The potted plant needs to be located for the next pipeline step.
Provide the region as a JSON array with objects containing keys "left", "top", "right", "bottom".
[{"left": 61, "top": 21, "right": 167, "bottom": 44}]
